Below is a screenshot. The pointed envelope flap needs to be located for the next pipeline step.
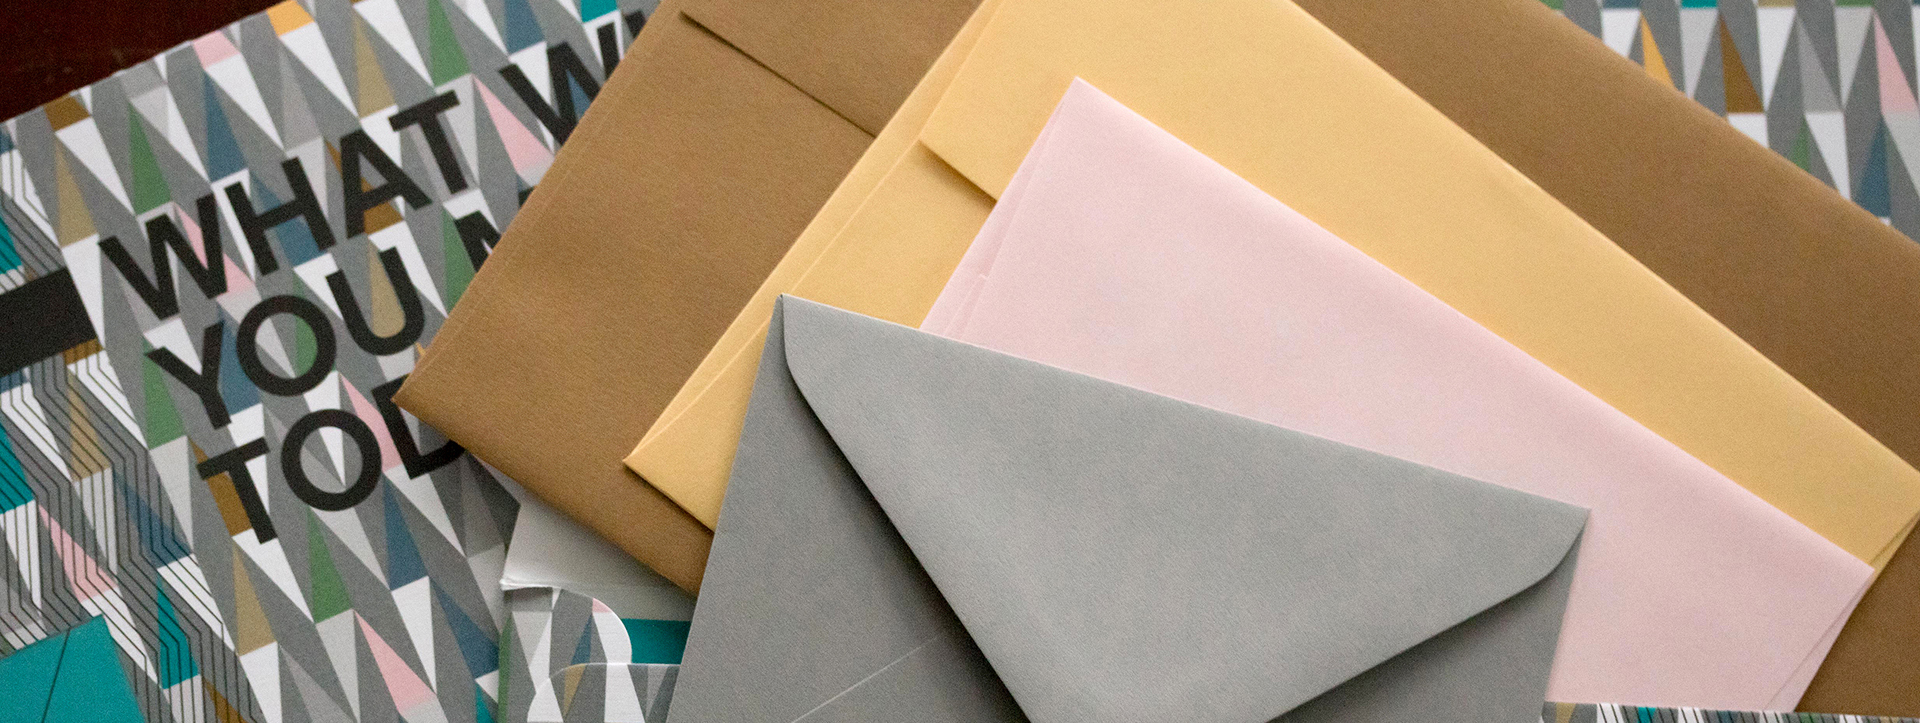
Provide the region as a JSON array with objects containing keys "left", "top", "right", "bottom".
[
  {"left": 776, "top": 297, "right": 1587, "bottom": 722},
  {"left": 625, "top": 0, "right": 1008, "bottom": 531},
  {"left": 680, "top": 0, "right": 980, "bottom": 135},
  {"left": 665, "top": 297, "right": 1028, "bottom": 723}
]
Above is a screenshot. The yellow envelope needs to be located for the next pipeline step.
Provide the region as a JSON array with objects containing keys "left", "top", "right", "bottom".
[{"left": 626, "top": 0, "right": 1920, "bottom": 570}]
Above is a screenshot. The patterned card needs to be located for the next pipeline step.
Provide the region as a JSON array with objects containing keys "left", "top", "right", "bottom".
[
  {"left": 1552, "top": 0, "right": 1920, "bottom": 242},
  {"left": 0, "top": 1, "right": 656, "bottom": 723},
  {"left": 498, "top": 587, "right": 675, "bottom": 723}
]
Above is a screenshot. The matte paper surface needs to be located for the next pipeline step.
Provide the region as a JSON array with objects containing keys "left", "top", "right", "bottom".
[
  {"left": 920, "top": 80, "right": 1870, "bottom": 710},
  {"left": 624, "top": 0, "right": 1920, "bottom": 592},
  {"left": 668, "top": 297, "right": 1585, "bottom": 723},
  {"left": 1312, "top": 1, "right": 1920, "bottom": 715},
  {"left": 394, "top": 0, "right": 980, "bottom": 593}
]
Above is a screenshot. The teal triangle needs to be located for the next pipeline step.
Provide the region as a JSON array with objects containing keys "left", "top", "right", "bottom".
[
  {"left": 570, "top": 620, "right": 594, "bottom": 666},
  {"left": 0, "top": 213, "right": 20, "bottom": 273},
  {"left": 119, "top": 473, "right": 191, "bottom": 566},
  {"left": 152, "top": 585, "right": 199, "bottom": 687},
  {"left": 0, "top": 623, "right": 70, "bottom": 721},
  {"left": 0, "top": 618, "right": 147, "bottom": 723},
  {"left": 216, "top": 320, "right": 260, "bottom": 414},
  {"left": 434, "top": 584, "right": 497, "bottom": 677},
  {"left": 475, "top": 684, "right": 499, "bottom": 723},
  {"left": 383, "top": 484, "right": 428, "bottom": 589},
  {"left": 1860, "top": 122, "right": 1893, "bottom": 217},
  {"left": 620, "top": 619, "right": 689, "bottom": 664},
  {"left": 580, "top": 0, "right": 617, "bottom": 20},
  {"left": 202, "top": 77, "right": 247, "bottom": 179},
  {"left": 503, "top": 0, "right": 543, "bottom": 53},
  {"left": 0, "top": 129, "right": 14, "bottom": 154},
  {"left": 0, "top": 421, "right": 31, "bottom": 511},
  {"left": 45, "top": 618, "right": 144, "bottom": 723},
  {"left": 251, "top": 176, "right": 321, "bottom": 264}
]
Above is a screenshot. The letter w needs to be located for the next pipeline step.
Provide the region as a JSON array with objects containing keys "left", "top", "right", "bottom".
[{"left": 99, "top": 194, "right": 227, "bottom": 319}]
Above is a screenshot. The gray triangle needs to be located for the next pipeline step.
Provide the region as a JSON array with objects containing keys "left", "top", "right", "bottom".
[
  {"left": 1888, "top": 129, "right": 1920, "bottom": 237},
  {"left": 1800, "top": 22, "right": 1843, "bottom": 111},
  {"left": 1696, "top": 16, "right": 1729, "bottom": 114},
  {"left": 1769, "top": 27, "right": 1807, "bottom": 155},
  {"left": 1565, "top": 0, "right": 1604, "bottom": 38},
  {"left": 1846, "top": 30, "right": 1882, "bottom": 192},
  {"left": 1796, "top": 0, "right": 1840, "bottom": 91},
  {"left": 277, "top": 50, "right": 324, "bottom": 151},
  {"left": 1836, "top": 5, "right": 1873, "bottom": 97},
  {"left": 287, "top": 649, "right": 357, "bottom": 723},
  {"left": 237, "top": 15, "right": 287, "bottom": 143},
  {"left": 89, "top": 77, "right": 138, "bottom": 195},
  {"left": 162, "top": 47, "right": 211, "bottom": 176}
]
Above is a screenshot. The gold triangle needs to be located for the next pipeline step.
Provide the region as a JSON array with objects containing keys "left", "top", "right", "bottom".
[{"left": 1641, "top": 18, "right": 1675, "bottom": 89}]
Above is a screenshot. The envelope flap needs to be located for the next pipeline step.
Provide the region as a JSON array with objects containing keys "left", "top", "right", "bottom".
[
  {"left": 777, "top": 297, "right": 1588, "bottom": 723},
  {"left": 680, "top": 0, "right": 978, "bottom": 135},
  {"left": 914, "top": 0, "right": 1322, "bottom": 198}
]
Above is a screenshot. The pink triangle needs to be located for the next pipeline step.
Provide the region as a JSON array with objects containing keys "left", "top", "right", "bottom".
[
  {"left": 1878, "top": 17, "right": 1919, "bottom": 114},
  {"left": 37, "top": 507, "right": 113, "bottom": 602},
  {"left": 176, "top": 204, "right": 211, "bottom": 266},
  {"left": 193, "top": 32, "right": 241, "bottom": 67},
  {"left": 355, "top": 613, "right": 437, "bottom": 710},
  {"left": 475, "top": 81, "right": 553, "bottom": 176},
  {"left": 342, "top": 377, "right": 402, "bottom": 473},
  {"left": 223, "top": 255, "right": 254, "bottom": 296}
]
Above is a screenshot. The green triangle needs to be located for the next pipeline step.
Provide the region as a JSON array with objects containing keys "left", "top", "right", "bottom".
[
  {"left": 306, "top": 512, "right": 352, "bottom": 620},
  {"left": 427, "top": 0, "right": 472, "bottom": 86},
  {"left": 141, "top": 348, "right": 186, "bottom": 446},
  {"left": 495, "top": 611, "right": 517, "bottom": 710},
  {"left": 441, "top": 212, "right": 476, "bottom": 306},
  {"left": 127, "top": 110, "right": 170, "bottom": 214},
  {"left": 293, "top": 293, "right": 320, "bottom": 374}
]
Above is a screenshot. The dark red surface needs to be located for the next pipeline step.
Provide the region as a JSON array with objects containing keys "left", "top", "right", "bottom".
[{"left": 0, "top": 0, "right": 281, "bottom": 120}]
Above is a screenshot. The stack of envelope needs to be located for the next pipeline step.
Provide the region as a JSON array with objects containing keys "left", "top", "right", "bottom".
[{"left": 392, "top": 0, "right": 1920, "bottom": 718}]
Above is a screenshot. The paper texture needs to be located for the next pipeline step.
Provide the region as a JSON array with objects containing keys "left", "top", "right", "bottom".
[
  {"left": 0, "top": 1, "right": 654, "bottom": 721},
  {"left": 917, "top": 79, "right": 1871, "bottom": 710},
  {"left": 501, "top": 495, "right": 694, "bottom": 624},
  {"left": 1410, "top": 2, "right": 1920, "bottom": 715},
  {"left": 624, "top": 0, "right": 1920, "bottom": 587},
  {"left": 497, "top": 586, "right": 679, "bottom": 723},
  {"left": 392, "top": 0, "right": 980, "bottom": 593},
  {"left": 0, "top": 618, "right": 144, "bottom": 723},
  {"left": 667, "top": 297, "right": 1586, "bottom": 723}
]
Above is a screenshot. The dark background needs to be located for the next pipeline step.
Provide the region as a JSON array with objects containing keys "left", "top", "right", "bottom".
[{"left": 0, "top": 0, "right": 281, "bottom": 120}]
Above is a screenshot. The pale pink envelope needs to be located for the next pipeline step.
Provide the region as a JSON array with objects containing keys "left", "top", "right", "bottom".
[{"left": 922, "top": 80, "right": 1872, "bottom": 711}]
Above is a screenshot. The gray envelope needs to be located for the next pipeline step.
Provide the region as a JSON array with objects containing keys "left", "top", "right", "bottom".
[{"left": 665, "top": 296, "right": 1589, "bottom": 723}]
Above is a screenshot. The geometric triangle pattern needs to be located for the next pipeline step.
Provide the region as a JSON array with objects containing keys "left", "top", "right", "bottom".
[
  {"left": 498, "top": 587, "right": 675, "bottom": 723},
  {"left": 0, "top": 1, "right": 662, "bottom": 722},
  {"left": 1557, "top": 0, "right": 1920, "bottom": 242},
  {"left": 1540, "top": 701, "right": 1920, "bottom": 722}
]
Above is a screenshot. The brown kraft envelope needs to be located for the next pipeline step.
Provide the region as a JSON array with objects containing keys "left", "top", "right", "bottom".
[
  {"left": 1292, "top": 0, "right": 1920, "bottom": 715},
  {"left": 393, "top": 0, "right": 978, "bottom": 592}
]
